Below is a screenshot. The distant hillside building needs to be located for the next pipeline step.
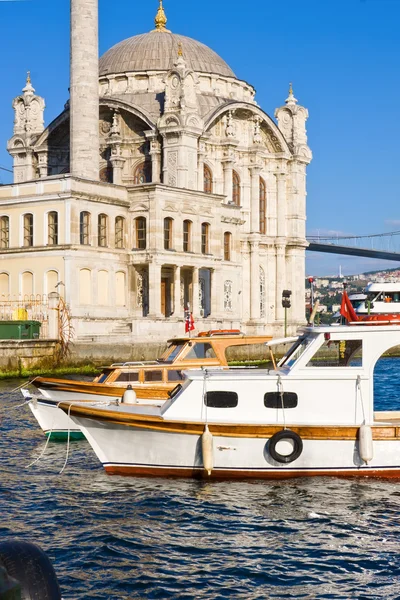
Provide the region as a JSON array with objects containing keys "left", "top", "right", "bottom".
[{"left": 0, "top": 1, "right": 312, "bottom": 343}]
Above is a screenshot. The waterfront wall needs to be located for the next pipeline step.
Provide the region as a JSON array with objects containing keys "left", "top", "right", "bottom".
[{"left": 0, "top": 340, "right": 60, "bottom": 371}]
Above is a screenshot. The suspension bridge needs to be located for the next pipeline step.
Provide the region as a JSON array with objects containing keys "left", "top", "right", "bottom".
[{"left": 306, "top": 231, "right": 400, "bottom": 262}]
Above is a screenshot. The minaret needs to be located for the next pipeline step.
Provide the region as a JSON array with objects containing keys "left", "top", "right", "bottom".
[{"left": 70, "top": 0, "right": 99, "bottom": 180}]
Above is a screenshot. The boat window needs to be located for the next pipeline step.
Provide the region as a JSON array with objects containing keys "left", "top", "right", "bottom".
[
  {"left": 116, "top": 371, "right": 139, "bottom": 382},
  {"left": 185, "top": 343, "right": 216, "bottom": 360},
  {"left": 167, "top": 370, "right": 184, "bottom": 382},
  {"left": 144, "top": 370, "right": 163, "bottom": 382},
  {"left": 205, "top": 391, "right": 238, "bottom": 408},
  {"left": 96, "top": 370, "right": 113, "bottom": 383},
  {"left": 264, "top": 392, "right": 298, "bottom": 409},
  {"left": 306, "top": 339, "right": 362, "bottom": 368},
  {"left": 158, "top": 343, "right": 185, "bottom": 363},
  {"left": 279, "top": 336, "right": 315, "bottom": 368}
]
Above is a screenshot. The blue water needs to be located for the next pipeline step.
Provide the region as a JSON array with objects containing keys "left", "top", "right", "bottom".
[{"left": 1, "top": 359, "right": 400, "bottom": 599}]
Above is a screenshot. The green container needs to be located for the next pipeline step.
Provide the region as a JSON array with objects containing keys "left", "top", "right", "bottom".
[{"left": 0, "top": 320, "right": 41, "bottom": 340}]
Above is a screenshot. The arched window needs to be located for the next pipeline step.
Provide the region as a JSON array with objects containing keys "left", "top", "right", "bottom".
[
  {"left": 164, "top": 218, "right": 173, "bottom": 250},
  {"left": 116, "top": 271, "right": 126, "bottom": 307},
  {"left": 232, "top": 171, "right": 241, "bottom": 206},
  {"left": 201, "top": 223, "right": 210, "bottom": 255},
  {"left": 98, "top": 214, "right": 108, "bottom": 247},
  {"left": 21, "top": 271, "right": 33, "bottom": 296},
  {"left": 0, "top": 273, "right": 9, "bottom": 296},
  {"left": 259, "top": 177, "right": 266, "bottom": 234},
  {"left": 48, "top": 211, "right": 58, "bottom": 245},
  {"left": 99, "top": 165, "right": 113, "bottom": 183},
  {"left": 224, "top": 232, "right": 232, "bottom": 261},
  {"left": 183, "top": 220, "right": 192, "bottom": 252},
  {"left": 204, "top": 165, "right": 213, "bottom": 194},
  {"left": 115, "top": 216, "right": 125, "bottom": 249},
  {"left": 46, "top": 270, "right": 59, "bottom": 294},
  {"left": 79, "top": 269, "right": 91, "bottom": 305},
  {"left": 23, "top": 213, "right": 33, "bottom": 247},
  {"left": 80, "top": 212, "right": 90, "bottom": 245},
  {"left": 133, "top": 161, "right": 152, "bottom": 184},
  {"left": 135, "top": 217, "right": 147, "bottom": 250},
  {"left": 98, "top": 270, "right": 109, "bottom": 305},
  {"left": 0, "top": 216, "right": 9, "bottom": 249}
]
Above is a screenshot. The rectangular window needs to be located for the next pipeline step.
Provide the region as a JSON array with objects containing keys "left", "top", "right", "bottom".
[
  {"left": 264, "top": 392, "right": 298, "bottom": 409},
  {"left": 144, "top": 370, "right": 163, "bottom": 382},
  {"left": 167, "top": 370, "right": 184, "bottom": 382},
  {"left": 98, "top": 214, "right": 107, "bottom": 247},
  {"left": 306, "top": 339, "right": 362, "bottom": 368},
  {"left": 201, "top": 223, "right": 209, "bottom": 254},
  {"left": 205, "top": 391, "right": 238, "bottom": 408},
  {"left": 80, "top": 212, "right": 90, "bottom": 245},
  {"left": 164, "top": 218, "right": 172, "bottom": 250},
  {"left": 224, "top": 232, "right": 231, "bottom": 261},
  {"left": 183, "top": 221, "right": 191, "bottom": 252},
  {"left": 136, "top": 218, "right": 147, "bottom": 250},
  {"left": 116, "top": 372, "right": 139, "bottom": 382},
  {"left": 23, "top": 214, "right": 33, "bottom": 247},
  {"left": 0, "top": 216, "right": 9, "bottom": 249},
  {"left": 48, "top": 212, "right": 58, "bottom": 245},
  {"left": 115, "top": 217, "right": 125, "bottom": 249}
]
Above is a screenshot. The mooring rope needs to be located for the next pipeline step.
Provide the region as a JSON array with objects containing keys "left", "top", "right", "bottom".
[{"left": 277, "top": 374, "right": 287, "bottom": 430}]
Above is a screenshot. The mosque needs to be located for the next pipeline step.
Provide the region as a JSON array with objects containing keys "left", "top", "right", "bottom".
[{"left": 0, "top": 0, "right": 312, "bottom": 344}]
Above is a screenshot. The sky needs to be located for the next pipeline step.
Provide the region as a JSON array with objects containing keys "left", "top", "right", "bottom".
[{"left": 0, "top": 0, "right": 399, "bottom": 276}]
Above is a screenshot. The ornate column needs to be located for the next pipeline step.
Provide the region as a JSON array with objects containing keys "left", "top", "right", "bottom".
[
  {"left": 146, "top": 132, "right": 162, "bottom": 183},
  {"left": 70, "top": 0, "right": 99, "bottom": 180},
  {"left": 174, "top": 265, "right": 181, "bottom": 316},
  {"left": 276, "top": 172, "right": 287, "bottom": 238},
  {"left": 250, "top": 240, "right": 260, "bottom": 320},
  {"left": 148, "top": 260, "right": 162, "bottom": 318},
  {"left": 191, "top": 267, "right": 200, "bottom": 318},
  {"left": 109, "top": 110, "right": 125, "bottom": 185},
  {"left": 221, "top": 142, "right": 237, "bottom": 204},
  {"left": 250, "top": 165, "right": 262, "bottom": 233},
  {"left": 197, "top": 138, "right": 206, "bottom": 191},
  {"left": 275, "top": 244, "right": 286, "bottom": 321}
]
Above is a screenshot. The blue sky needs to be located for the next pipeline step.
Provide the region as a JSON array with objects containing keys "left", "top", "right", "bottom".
[{"left": 0, "top": 0, "right": 399, "bottom": 276}]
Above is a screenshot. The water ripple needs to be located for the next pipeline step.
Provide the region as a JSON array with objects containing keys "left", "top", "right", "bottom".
[{"left": 1, "top": 363, "right": 400, "bottom": 598}]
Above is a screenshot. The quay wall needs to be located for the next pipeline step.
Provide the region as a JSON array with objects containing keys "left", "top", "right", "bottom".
[{"left": 0, "top": 340, "right": 60, "bottom": 371}]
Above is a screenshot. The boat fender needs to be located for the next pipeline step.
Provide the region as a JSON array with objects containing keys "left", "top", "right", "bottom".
[
  {"left": 359, "top": 424, "right": 373, "bottom": 464},
  {"left": 121, "top": 385, "right": 137, "bottom": 404},
  {"left": 268, "top": 429, "right": 303, "bottom": 464},
  {"left": 202, "top": 425, "right": 213, "bottom": 476}
]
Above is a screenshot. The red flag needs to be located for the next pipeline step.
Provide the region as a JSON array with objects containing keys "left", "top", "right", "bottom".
[
  {"left": 340, "top": 291, "right": 359, "bottom": 322},
  {"left": 185, "top": 310, "right": 195, "bottom": 333}
]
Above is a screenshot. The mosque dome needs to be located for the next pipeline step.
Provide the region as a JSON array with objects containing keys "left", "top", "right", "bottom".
[{"left": 99, "top": 31, "right": 236, "bottom": 79}]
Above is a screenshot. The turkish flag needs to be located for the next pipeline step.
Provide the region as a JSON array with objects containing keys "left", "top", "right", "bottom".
[
  {"left": 185, "top": 311, "right": 195, "bottom": 333},
  {"left": 340, "top": 291, "right": 359, "bottom": 322}
]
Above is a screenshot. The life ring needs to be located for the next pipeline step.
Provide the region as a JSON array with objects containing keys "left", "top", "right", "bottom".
[{"left": 268, "top": 429, "right": 303, "bottom": 464}]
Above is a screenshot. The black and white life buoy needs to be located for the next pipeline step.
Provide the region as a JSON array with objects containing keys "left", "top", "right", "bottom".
[{"left": 268, "top": 429, "right": 303, "bottom": 464}]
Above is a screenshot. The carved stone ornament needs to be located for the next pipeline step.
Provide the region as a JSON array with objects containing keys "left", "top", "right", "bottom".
[{"left": 226, "top": 111, "right": 236, "bottom": 138}]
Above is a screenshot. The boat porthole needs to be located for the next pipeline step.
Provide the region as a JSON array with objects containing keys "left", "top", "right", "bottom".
[{"left": 268, "top": 429, "right": 303, "bottom": 464}]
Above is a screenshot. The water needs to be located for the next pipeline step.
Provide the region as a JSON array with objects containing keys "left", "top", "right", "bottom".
[{"left": 1, "top": 360, "right": 400, "bottom": 599}]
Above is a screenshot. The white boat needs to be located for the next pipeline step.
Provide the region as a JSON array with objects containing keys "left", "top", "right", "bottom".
[
  {"left": 58, "top": 323, "right": 400, "bottom": 479},
  {"left": 354, "top": 282, "right": 400, "bottom": 321},
  {"left": 22, "top": 331, "right": 271, "bottom": 440}
]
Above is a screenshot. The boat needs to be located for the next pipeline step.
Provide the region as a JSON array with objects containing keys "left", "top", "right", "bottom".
[
  {"left": 58, "top": 323, "right": 400, "bottom": 479},
  {"left": 23, "top": 331, "right": 271, "bottom": 439},
  {"left": 353, "top": 282, "right": 400, "bottom": 322}
]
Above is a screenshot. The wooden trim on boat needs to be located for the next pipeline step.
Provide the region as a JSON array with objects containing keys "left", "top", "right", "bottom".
[
  {"left": 104, "top": 464, "right": 400, "bottom": 479},
  {"left": 58, "top": 402, "right": 400, "bottom": 441},
  {"left": 34, "top": 378, "right": 170, "bottom": 400}
]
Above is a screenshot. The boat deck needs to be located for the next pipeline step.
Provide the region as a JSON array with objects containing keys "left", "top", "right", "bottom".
[{"left": 374, "top": 411, "right": 400, "bottom": 423}]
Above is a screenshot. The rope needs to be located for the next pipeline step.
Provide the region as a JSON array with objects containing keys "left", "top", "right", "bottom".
[
  {"left": 26, "top": 420, "right": 55, "bottom": 468},
  {"left": 8, "top": 399, "right": 31, "bottom": 411},
  {"left": 201, "top": 368, "right": 209, "bottom": 424},
  {"left": 11, "top": 376, "right": 39, "bottom": 393},
  {"left": 356, "top": 375, "right": 366, "bottom": 423},
  {"left": 277, "top": 375, "right": 287, "bottom": 430}
]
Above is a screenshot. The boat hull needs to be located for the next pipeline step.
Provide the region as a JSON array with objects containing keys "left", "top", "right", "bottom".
[
  {"left": 28, "top": 399, "right": 85, "bottom": 440},
  {"left": 70, "top": 415, "right": 400, "bottom": 479}
]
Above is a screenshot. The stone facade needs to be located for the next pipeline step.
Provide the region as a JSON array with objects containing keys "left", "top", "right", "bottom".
[{"left": 1, "top": 3, "right": 312, "bottom": 343}]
